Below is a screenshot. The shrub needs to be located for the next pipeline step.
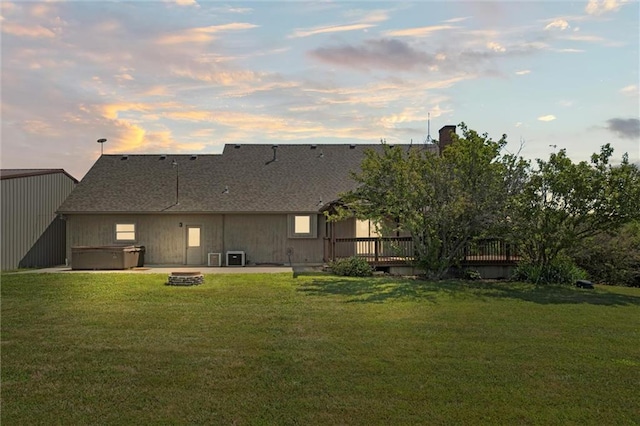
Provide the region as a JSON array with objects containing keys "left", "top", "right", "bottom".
[
  {"left": 570, "top": 222, "right": 640, "bottom": 287},
  {"left": 464, "top": 269, "right": 482, "bottom": 280},
  {"left": 330, "top": 257, "right": 373, "bottom": 277},
  {"left": 513, "top": 257, "right": 586, "bottom": 285}
]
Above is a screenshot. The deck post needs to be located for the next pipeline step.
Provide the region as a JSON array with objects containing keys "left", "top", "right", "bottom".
[{"left": 330, "top": 222, "right": 336, "bottom": 262}]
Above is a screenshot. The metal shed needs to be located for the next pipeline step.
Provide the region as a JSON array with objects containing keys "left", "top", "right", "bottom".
[{"left": 1, "top": 169, "right": 77, "bottom": 270}]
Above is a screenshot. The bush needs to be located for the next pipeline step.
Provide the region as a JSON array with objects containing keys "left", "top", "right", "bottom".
[
  {"left": 513, "top": 257, "right": 586, "bottom": 285},
  {"left": 570, "top": 222, "right": 640, "bottom": 287},
  {"left": 330, "top": 257, "right": 373, "bottom": 277},
  {"left": 464, "top": 269, "right": 482, "bottom": 280}
]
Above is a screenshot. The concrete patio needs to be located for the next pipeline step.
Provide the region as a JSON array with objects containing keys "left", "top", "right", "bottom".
[{"left": 6, "top": 265, "right": 299, "bottom": 274}]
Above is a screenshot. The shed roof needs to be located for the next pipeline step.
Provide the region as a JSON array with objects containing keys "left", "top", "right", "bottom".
[
  {"left": 58, "top": 143, "right": 438, "bottom": 214},
  {"left": 1, "top": 169, "right": 78, "bottom": 182}
]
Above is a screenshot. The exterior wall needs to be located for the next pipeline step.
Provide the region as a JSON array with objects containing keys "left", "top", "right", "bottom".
[
  {"left": 66, "top": 213, "right": 327, "bottom": 266},
  {"left": 1, "top": 173, "right": 76, "bottom": 270},
  {"left": 333, "top": 218, "right": 356, "bottom": 258},
  {"left": 66, "top": 214, "right": 223, "bottom": 265},
  {"left": 224, "top": 214, "right": 326, "bottom": 265}
]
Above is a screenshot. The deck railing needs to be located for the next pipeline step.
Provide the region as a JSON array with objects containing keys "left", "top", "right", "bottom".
[
  {"left": 325, "top": 237, "right": 519, "bottom": 265},
  {"left": 461, "top": 239, "right": 519, "bottom": 264}
]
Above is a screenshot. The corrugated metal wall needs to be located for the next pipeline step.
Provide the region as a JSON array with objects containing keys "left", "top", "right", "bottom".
[{"left": 1, "top": 173, "right": 76, "bottom": 270}]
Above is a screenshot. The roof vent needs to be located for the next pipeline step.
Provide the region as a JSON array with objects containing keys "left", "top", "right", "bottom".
[
  {"left": 190, "top": 155, "right": 198, "bottom": 160},
  {"left": 265, "top": 145, "right": 278, "bottom": 165},
  {"left": 310, "top": 145, "right": 317, "bottom": 150},
  {"left": 349, "top": 144, "right": 356, "bottom": 149},
  {"left": 159, "top": 155, "right": 167, "bottom": 160},
  {"left": 318, "top": 149, "right": 324, "bottom": 158},
  {"left": 121, "top": 155, "right": 128, "bottom": 160},
  {"left": 234, "top": 144, "right": 241, "bottom": 149}
]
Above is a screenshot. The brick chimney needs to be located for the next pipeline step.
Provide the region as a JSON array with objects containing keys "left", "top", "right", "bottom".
[{"left": 438, "top": 125, "right": 456, "bottom": 155}]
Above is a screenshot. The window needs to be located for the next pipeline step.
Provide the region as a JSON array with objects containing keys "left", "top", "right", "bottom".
[
  {"left": 295, "top": 215, "right": 310, "bottom": 234},
  {"left": 288, "top": 214, "right": 317, "bottom": 238},
  {"left": 188, "top": 227, "right": 201, "bottom": 247},
  {"left": 356, "top": 219, "right": 381, "bottom": 238},
  {"left": 115, "top": 223, "right": 136, "bottom": 241}
]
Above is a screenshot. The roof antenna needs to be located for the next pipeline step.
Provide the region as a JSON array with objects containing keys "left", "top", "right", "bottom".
[
  {"left": 97, "top": 138, "right": 107, "bottom": 155},
  {"left": 424, "top": 112, "right": 432, "bottom": 145}
]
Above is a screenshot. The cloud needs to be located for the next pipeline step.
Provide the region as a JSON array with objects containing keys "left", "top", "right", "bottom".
[
  {"left": 290, "top": 10, "right": 387, "bottom": 38},
  {"left": 585, "top": 0, "right": 627, "bottom": 15},
  {"left": 383, "top": 25, "right": 457, "bottom": 37},
  {"left": 156, "top": 22, "right": 258, "bottom": 45},
  {"left": 288, "top": 10, "right": 389, "bottom": 38},
  {"left": 538, "top": 115, "right": 556, "bottom": 122},
  {"left": 168, "top": 66, "right": 261, "bottom": 85},
  {"left": 380, "top": 107, "right": 425, "bottom": 128},
  {"left": 21, "top": 119, "right": 61, "bottom": 136},
  {"left": 552, "top": 48, "right": 585, "bottom": 53},
  {"left": 487, "top": 42, "right": 506, "bottom": 52},
  {"left": 310, "top": 32, "right": 544, "bottom": 75},
  {"left": 1, "top": 22, "right": 55, "bottom": 38},
  {"left": 290, "top": 23, "right": 376, "bottom": 38},
  {"left": 620, "top": 85, "right": 638, "bottom": 96},
  {"left": 545, "top": 19, "right": 570, "bottom": 30},
  {"left": 172, "top": 0, "right": 198, "bottom": 6},
  {"left": 562, "top": 34, "right": 605, "bottom": 42},
  {"left": 443, "top": 17, "right": 470, "bottom": 23},
  {"left": 310, "top": 38, "right": 434, "bottom": 71},
  {"left": 606, "top": 118, "right": 640, "bottom": 139}
]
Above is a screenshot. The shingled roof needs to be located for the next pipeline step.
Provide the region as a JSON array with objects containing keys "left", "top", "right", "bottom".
[{"left": 59, "top": 144, "right": 437, "bottom": 214}]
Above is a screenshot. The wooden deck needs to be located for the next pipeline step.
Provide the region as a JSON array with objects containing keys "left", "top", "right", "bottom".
[{"left": 325, "top": 237, "right": 519, "bottom": 267}]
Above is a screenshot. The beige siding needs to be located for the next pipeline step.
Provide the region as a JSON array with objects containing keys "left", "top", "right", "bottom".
[
  {"left": 224, "top": 214, "right": 325, "bottom": 265},
  {"left": 66, "top": 213, "right": 326, "bottom": 266},
  {"left": 333, "top": 218, "right": 357, "bottom": 257},
  {"left": 67, "top": 214, "right": 223, "bottom": 265},
  {"left": 1, "top": 173, "right": 75, "bottom": 270}
]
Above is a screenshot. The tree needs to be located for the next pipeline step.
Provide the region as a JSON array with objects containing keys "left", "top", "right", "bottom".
[
  {"left": 571, "top": 221, "right": 640, "bottom": 287},
  {"left": 329, "top": 123, "right": 517, "bottom": 279},
  {"left": 510, "top": 144, "right": 640, "bottom": 272}
]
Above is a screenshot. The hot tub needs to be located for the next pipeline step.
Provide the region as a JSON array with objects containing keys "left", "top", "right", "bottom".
[{"left": 71, "top": 245, "right": 144, "bottom": 270}]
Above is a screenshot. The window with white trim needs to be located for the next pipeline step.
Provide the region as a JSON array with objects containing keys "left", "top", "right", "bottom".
[
  {"left": 288, "top": 214, "right": 317, "bottom": 238},
  {"left": 115, "top": 223, "right": 136, "bottom": 241}
]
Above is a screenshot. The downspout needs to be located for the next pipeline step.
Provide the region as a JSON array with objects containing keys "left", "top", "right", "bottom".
[{"left": 222, "top": 214, "right": 225, "bottom": 265}]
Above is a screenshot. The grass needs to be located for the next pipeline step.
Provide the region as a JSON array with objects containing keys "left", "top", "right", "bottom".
[{"left": 2, "top": 273, "right": 639, "bottom": 425}]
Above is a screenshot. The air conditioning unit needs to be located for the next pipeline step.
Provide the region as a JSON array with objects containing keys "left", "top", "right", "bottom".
[
  {"left": 226, "top": 251, "right": 245, "bottom": 266},
  {"left": 208, "top": 252, "right": 221, "bottom": 267}
]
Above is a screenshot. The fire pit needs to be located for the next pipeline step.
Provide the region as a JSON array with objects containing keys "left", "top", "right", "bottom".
[{"left": 167, "top": 272, "right": 204, "bottom": 286}]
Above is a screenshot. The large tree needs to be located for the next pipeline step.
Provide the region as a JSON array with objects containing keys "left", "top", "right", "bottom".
[
  {"left": 510, "top": 144, "right": 640, "bottom": 269},
  {"left": 330, "top": 123, "right": 517, "bottom": 279}
]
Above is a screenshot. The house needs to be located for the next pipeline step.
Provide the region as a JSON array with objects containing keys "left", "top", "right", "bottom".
[
  {"left": 1, "top": 169, "right": 77, "bottom": 270},
  {"left": 59, "top": 141, "right": 444, "bottom": 267}
]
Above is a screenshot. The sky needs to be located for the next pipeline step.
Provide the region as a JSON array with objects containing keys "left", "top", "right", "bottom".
[{"left": 1, "top": 0, "right": 639, "bottom": 180}]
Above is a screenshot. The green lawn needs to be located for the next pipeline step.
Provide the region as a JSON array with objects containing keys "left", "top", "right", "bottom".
[{"left": 2, "top": 273, "right": 639, "bottom": 425}]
